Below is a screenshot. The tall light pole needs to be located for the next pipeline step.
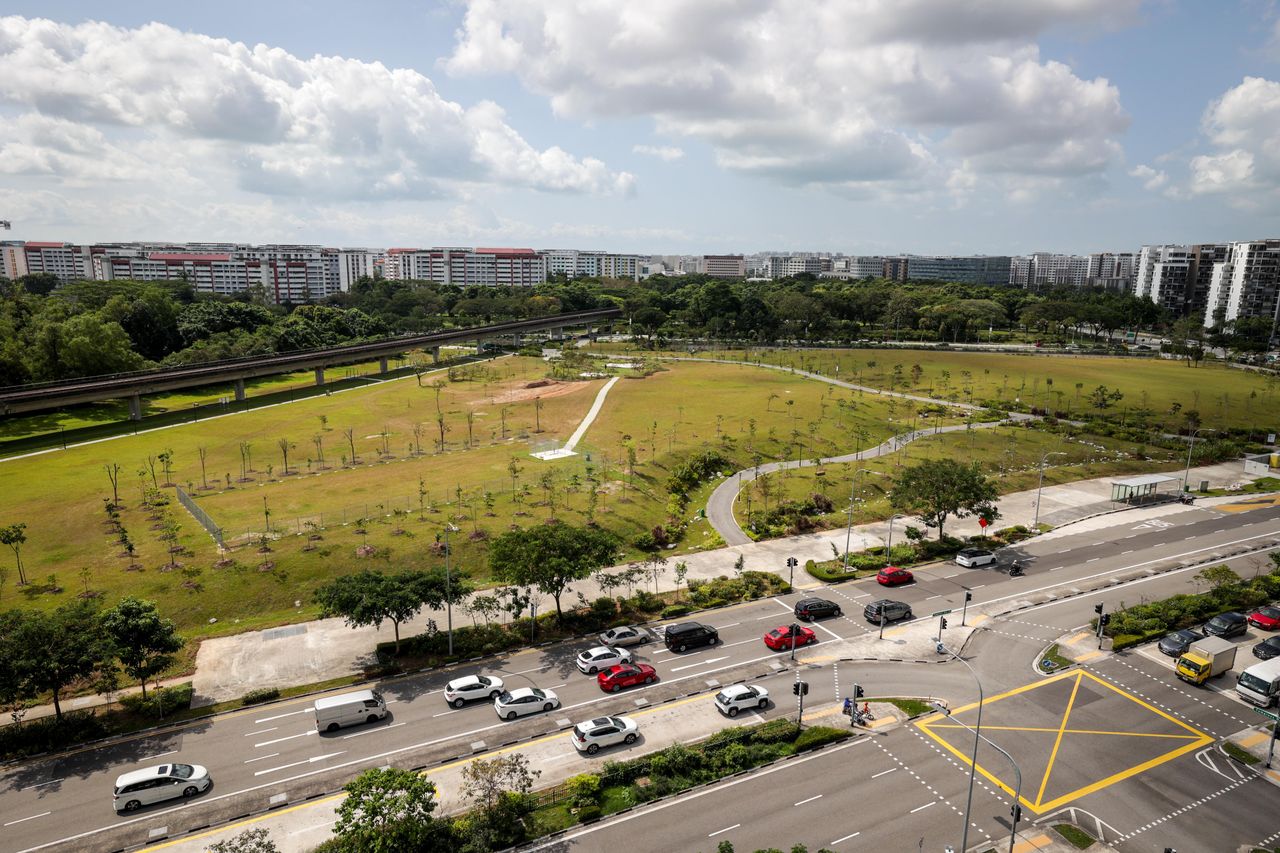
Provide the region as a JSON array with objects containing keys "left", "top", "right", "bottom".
[
  {"left": 931, "top": 702, "right": 1022, "bottom": 853},
  {"left": 438, "top": 523, "right": 458, "bottom": 656},
  {"left": 1182, "top": 427, "right": 1213, "bottom": 494},
  {"left": 937, "top": 640, "right": 984, "bottom": 853},
  {"left": 884, "top": 513, "right": 903, "bottom": 566},
  {"left": 843, "top": 468, "right": 875, "bottom": 571},
  {"left": 1032, "top": 451, "right": 1066, "bottom": 529}
]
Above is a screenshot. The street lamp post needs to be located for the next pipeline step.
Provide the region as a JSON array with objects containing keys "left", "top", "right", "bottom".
[
  {"left": 931, "top": 702, "right": 1023, "bottom": 853},
  {"left": 1182, "top": 428, "right": 1213, "bottom": 494},
  {"left": 884, "top": 513, "right": 903, "bottom": 566},
  {"left": 937, "top": 640, "right": 985, "bottom": 853},
  {"left": 843, "top": 468, "right": 874, "bottom": 571},
  {"left": 443, "top": 524, "right": 457, "bottom": 656},
  {"left": 1032, "top": 451, "right": 1066, "bottom": 529}
]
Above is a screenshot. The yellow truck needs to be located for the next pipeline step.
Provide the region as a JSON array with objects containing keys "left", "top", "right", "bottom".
[{"left": 1176, "top": 636, "right": 1237, "bottom": 686}]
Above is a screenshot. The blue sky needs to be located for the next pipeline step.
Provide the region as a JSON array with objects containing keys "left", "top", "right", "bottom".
[{"left": 1, "top": 1, "right": 1278, "bottom": 255}]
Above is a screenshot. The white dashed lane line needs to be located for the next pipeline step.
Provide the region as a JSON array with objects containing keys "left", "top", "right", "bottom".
[
  {"left": 876, "top": 738, "right": 992, "bottom": 841},
  {"left": 1116, "top": 777, "right": 1254, "bottom": 841}
]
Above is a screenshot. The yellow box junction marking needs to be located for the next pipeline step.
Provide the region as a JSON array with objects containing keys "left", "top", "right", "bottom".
[
  {"left": 1217, "top": 494, "right": 1280, "bottom": 512},
  {"left": 916, "top": 669, "right": 1212, "bottom": 814}
]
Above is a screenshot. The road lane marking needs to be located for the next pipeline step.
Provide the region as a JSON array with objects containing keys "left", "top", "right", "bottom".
[
  {"left": 254, "top": 709, "right": 312, "bottom": 723},
  {"left": 794, "top": 794, "right": 823, "bottom": 806},
  {"left": 253, "top": 752, "right": 346, "bottom": 777},
  {"left": 255, "top": 730, "right": 317, "bottom": 748},
  {"left": 812, "top": 621, "right": 843, "bottom": 641},
  {"left": 245, "top": 727, "right": 278, "bottom": 736},
  {"left": 671, "top": 656, "right": 728, "bottom": 672},
  {"left": 342, "top": 722, "right": 405, "bottom": 739},
  {"left": 433, "top": 709, "right": 459, "bottom": 718},
  {"left": 909, "top": 801, "right": 935, "bottom": 813},
  {"left": 871, "top": 767, "right": 896, "bottom": 778},
  {"left": 244, "top": 753, "right": 279, "bottom": 764},
  {"left": 4, "top": 812, "right": 51, "bottom": 827},
  {"left": 719, "top": 622, "right": 741, "bottom": 628},
  {"left": 709, "top": 824, "right": 740, "bottom": 837},
  {"left": 831, "top": 831, "right": 861, "bottom": 844},
  {"left": 18, "top": 780, "right": 63, "bottom": 791},
  {"left": 1035, "top": 674, "right": 1083, "bottom": 806}
]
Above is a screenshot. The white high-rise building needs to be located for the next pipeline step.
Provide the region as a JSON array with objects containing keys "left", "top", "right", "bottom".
[
  {"left": 1134, "top": 245, "right": 1187, "bottom": 299},
  {"left": 1203, "top": 240, "right": 1280, "bottom": 329}
]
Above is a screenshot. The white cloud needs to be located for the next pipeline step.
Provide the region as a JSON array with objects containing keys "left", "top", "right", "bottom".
[
  {"left": 1186, "top": 76, "right": 1280, "bottom": 197},
  {"left": 445, "top": 0, "right": 1133, "bottom": 194},
  {"left": 1129, "top": 163, "right": 1168, "bottom": 190},
  {"left": 0, "top": 15, "right": 632, "bottom": 200},
  {"left": 633, "top": 144, "right": 684, "bottom": 161}
]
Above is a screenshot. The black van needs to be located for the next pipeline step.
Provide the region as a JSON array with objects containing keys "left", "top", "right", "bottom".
[{"left": 663, "top": 622, "right": 720, "bottom": 653}]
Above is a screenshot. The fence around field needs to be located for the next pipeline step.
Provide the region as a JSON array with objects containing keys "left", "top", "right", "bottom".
[{"left": 175, "top": 484, "right": 224, "bottom": 548}]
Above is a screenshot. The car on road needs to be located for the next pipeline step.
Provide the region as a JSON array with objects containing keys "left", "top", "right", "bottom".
[
  {"left": 1253, "top": 637, "right": 1280, "bottom": 661},
  {"left": 576, "top": 646, "right": 634, "bottom": 674},
  {"left": 876, "top": 566, "right": 914, "bottom": 586},
  {"left": 955, "top": 548, "right": 996, "bottom": 568},
  {"left": 714, "top": 684, "right": 770, "bottom": 717},
  {"left": 1157, "top": 628, "right": 1205, "bottom": 658},
  {"left": 793, "top": 597, "right": 842, "bottom": 621},
  {"left": 572, "top": 715, "right": 639, "bottom": 754},
  {"left": 444, "top": 674, "right": 505, "bottom": 708},
  {"left": 113, "top": 764, "right": 212, "bottom": 813},
  {"left": 494, "top": 687, "right": 560, "bottom": 720},
  {"left": 864, "top": 599, "right": 912, "bottom": 624},
  {"left": 1248, "top": 606, "right": 1280, "bottom": 631},
  {"left": 763, "top": 624, "right": 817, "bottom": 650},
  {"left": 1204, "top": 611, "right": 1248, "bottom": 639},
  {"left": 664, "top": 621, "right": 720, "bottom": 653},
  {"left": 597, "top": 625, "right": 654, "bottom": 647},
  {"left": 597, "top": 663, "right": 658, "bottom": 692}
]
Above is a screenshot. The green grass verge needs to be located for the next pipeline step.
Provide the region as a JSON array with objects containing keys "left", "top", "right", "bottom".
[
  {"left": 1042, "top": 644, "right": 1075, "bottom": 670},
  {"left": 1223, "top": 741, "right": 1261, "bottom": 765},
  {"left": 1052, "top": 823, "right": 1096, "bottom": 848},
  {"left": 880, "top": 697, "right": 934, "bottom": 717}
]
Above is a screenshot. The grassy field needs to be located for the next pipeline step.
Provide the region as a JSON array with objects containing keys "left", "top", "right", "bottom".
[
  {"left": 0, "top": 356, "right": 928, "bottom": 637},
  {"left": 594, "top": 344, "right": 1280, "bottom": 432}
]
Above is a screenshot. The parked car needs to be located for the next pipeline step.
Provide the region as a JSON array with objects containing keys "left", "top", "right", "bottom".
[
  {"left": 1204, "top": 611, "right": 1248, "bottom": 639},
  {"left": 955, "top": 548, "right": 996, "bottom": 568},
  {"left": 1248, "top": 606, "right": 1280, "bottom": 631},
  {"left": 571, "top": 715, "right": 638, "bottom": 754},
  {"left": 1254, "top": 637, "right": 1280, "bottom": 661},
  {"left": 576, "top": 646, "right": 633, "bottom": 674},
  {"left": 597, "top": 663, "right": 657, "bottom": 692},
  {"left": 444, "top": 675, "right": 505, "bottom": 708},
  {"left": 864, "top": 599, "right": 912, "bottom": 624},
  {"left": 876, "top": 566, "right": 914, "bottom": 586},
  {"left": 494, "top": 687, "right": 560, "bottom": 720},
  {"left": 113, "top": 764, "right": 212, "bottom": 813},
  {"left": 597, "top": 625, "right": 654, "bottom": 647},
  {"left": 794, "top": 597, "right": 842, "bottom": 621},
  {"left": 1157, "top": 628, "right": 1205, "bottom": 658},
  {"left": 763, "top": 624, "right": 817, "bottom": 651},
  {"left": 663, "top": 622, "right": 720, "bottom": 653},
  {"left": 714, "top": 684, "right": 770, "bottom": 717}
]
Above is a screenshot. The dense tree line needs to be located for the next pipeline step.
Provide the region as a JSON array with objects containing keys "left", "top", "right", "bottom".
[{"left": 2, "top": 267, "right": 1269, "bottom": 387}]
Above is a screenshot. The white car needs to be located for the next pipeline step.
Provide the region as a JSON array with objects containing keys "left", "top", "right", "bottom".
[
  {"left": 597, "top": 626, "right": 653, "bottom": 648},
  {"left": 494, "top": 687, "right": 560, "bottom": 720},
  {"left": 572, "top": 715, "right": 639, "bottom": 754},
  {"left": 955, "top": 548, "right": 996, "bottom": 568},
  {"left": 113, "top": 763, "right": 212, "bottom": 813},
  {"left": 576, "top": 646, "right": 633, "bottom": 674},
  {"left": 714, "top": 684, "right": 770, "bottom": 717},
  {"left": 443, "top": 674, "right": 505, "bottom": 708}
]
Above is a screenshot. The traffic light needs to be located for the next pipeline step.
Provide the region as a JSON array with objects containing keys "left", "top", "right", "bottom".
[
  {"left": 940, "top": 617, "right": 948, "bottom": 630},
  {"left": 1100, "top": 613, "right": 1111, "bottom": 627},
  {"left": 1094, "top": 603, "right": 1104, "bottom": 615},
  {"left": 1011, "top": 804, "right": 1022, "bottom": 823},
  {"left": 793, "top": 681, "right": 809, "bottom": 696},
  {"left": 964, "top": 591, "right": 972, "bottom": 603},
  {"left": 853, "top": 684, "right": 865, "bottom": 699},
  {"left": 786, "top": 557, "right": 798, "bottom": 568}
]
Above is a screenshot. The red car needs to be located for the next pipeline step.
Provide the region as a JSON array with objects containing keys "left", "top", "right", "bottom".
[
  {"left": 763, "top": 624, "right": 817, "bottom": 651},
  {"left": 876, "top": 566, "right": 914, "bottom": 586},
  {"left": 1248, "top": 606, "right": 1280, "bottom": 630},
  {"left": 597, "top": 663, "right": 657, "bottom": 693}
]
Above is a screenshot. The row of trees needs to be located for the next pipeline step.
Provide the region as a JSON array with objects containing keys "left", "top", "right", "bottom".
[{"left": 0, "top": 597, "right": 182, "bottom": 719}]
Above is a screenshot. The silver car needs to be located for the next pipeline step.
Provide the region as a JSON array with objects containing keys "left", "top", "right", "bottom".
[
  {"left": 576, "top": 645, "right": 633, "bottom": 674},
  {"left": 597, "top": 626, "right": 654, "bottom": 648},
  {"left": 494, "top": 687, "right": 560, "bottom": 720},
  {"left": 572, "top": 715, "right": 639, "bottom": 754},
  {"left": 444, "top": 674, "right": 505, "bottom": 708},
  {"left": 113, "top": 763, "right": 211, "bottom": 813}
]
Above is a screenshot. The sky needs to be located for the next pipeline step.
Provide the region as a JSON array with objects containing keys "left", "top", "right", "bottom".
[{"left": 1, "top": 0, "right": 1279, "bottom": 255}]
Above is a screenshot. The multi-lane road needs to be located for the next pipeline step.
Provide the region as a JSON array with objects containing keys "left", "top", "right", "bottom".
[{"left": 3, "top": 498, "right": 1280, "bottom": 852}]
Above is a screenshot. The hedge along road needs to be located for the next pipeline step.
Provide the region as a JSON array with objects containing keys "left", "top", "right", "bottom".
[{"left": 682, "top": 357, "right": 1023, "bottom": 546}]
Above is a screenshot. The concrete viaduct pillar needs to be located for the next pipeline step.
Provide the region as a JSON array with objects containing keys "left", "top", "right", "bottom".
[
  {"left": 128, "top": 394, "right": 142, "bottom": 421},
  {"left": 234, "top": 378, "right": 246, "bottom": 402},
  {"left": 314, "top": 367, "right": 325, "bottom": 386},
  {"left": 430, "top": 346, "right": 441, "bottom": 364},
  {"left": 379, "top": 356, "right": 389, "bottom": 374}
]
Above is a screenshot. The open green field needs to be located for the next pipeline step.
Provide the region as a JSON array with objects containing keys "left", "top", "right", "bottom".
[
  {"left": 0, "top": 356, "right": 932, "bottom": 637},
  {"left": 593, "top": 344, "right": 1280, "bottom": 432}
]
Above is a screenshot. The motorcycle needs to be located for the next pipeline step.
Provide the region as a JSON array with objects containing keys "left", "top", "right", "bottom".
[
  {"left": 1008, "top": 561, "right": 1025, "bottom": 577},
  {"left": 1178, "top": 492, "right": 1196, "bottom": 505}
]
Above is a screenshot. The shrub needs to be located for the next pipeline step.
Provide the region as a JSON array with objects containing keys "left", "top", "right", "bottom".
[
  {"left": 119, "top": 683, "right": 194, "bottom": 716},
  {"left": 794, "top": 726, "right": 852, "bottom": 752},
  {"left": 661, "top": 604, "right": 693, "bottom": 619},
  {"left": 565, "top": 773, "right": 602, "bottom": 809},
  {"left": 590, "top": 597, "right": 617, "bottom": 621},
  {"left": 241, "top": 687, "right": 281, "bottom": 706},
  {"left": 752, "top": 719, "right": 801, "bottom": 745},
  {"left": 576, "top": 805, "right": 602, "bottom": 823},
  {"left": 0, "top": 711, "right": 108, "bottom": 760}
]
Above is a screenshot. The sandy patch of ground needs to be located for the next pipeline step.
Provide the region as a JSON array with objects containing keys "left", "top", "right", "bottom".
[{"left": 482, "top": 378, "right": 595, "bottom": 405}]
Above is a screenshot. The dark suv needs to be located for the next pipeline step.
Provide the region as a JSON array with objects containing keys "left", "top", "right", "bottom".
[
  {"left": 864, "top": 599, "right": 912, "bottom": 624},
  {"left": 1204, "top": 611, "right": 1248, "bottom": 639},
  {"left": 664, "top": 622, "right": 720, "bottom": 653},
  {"left": 794, "top": 597, "right": 842, "bottom": 621}
]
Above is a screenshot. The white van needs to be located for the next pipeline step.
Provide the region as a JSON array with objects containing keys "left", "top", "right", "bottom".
[
  {"left": 314, "top": 689, "right": 387, "bottom": 732},
  {"left": 1237, "top": 658, "right": 1280, "bottom": 707},
  {"left": 113, "top": 763, "right": 211, "bottom": 812}
]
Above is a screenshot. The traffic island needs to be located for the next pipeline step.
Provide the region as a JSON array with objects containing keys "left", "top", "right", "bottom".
[{"left": 1224, "top": 719, "right": 1280, "bottom": 788}]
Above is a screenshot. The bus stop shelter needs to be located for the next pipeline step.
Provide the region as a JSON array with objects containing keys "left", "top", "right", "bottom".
[{"left": 1109, "top": 473, "right": 1180, "bottom": 505}]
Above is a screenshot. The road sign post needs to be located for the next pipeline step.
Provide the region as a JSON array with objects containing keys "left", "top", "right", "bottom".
[{"left": 1254, "top": 706, "right": 1279, "bottom": 768}]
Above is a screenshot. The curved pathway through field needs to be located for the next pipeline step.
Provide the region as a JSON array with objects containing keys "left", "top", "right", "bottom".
[{"left": 676, "top": 356, "right": 1028, "bottom": 545}]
